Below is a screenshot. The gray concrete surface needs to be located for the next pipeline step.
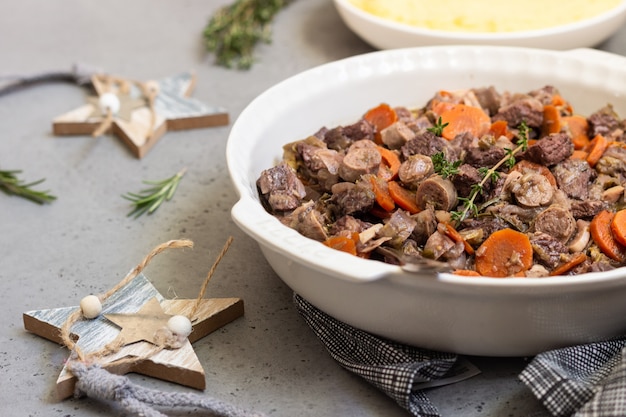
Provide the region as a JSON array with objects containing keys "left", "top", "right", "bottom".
[{"left": 2, "top": 1, "right": 626, "bottom": 416}]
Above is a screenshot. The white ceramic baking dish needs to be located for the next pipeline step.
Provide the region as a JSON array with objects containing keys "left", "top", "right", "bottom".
[{"left": 227, "top": 46, "right": 626, "bottom": 356}]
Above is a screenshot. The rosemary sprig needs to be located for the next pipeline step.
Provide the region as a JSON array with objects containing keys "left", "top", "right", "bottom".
[
  {"left": 431, "top": 151, "right": 461, "bottom": 179},
  {"left": 203, "top": 0, "right": 293, "bottom": 69},
  {"left": 0, "top": 169, "right": 56, "bottom": 204},
  {"left": 426, "top": 116, "right": 449, "bottom": 137},
  {"left": 451, "top": 121, "right": 530, "bottom": 223},
  {"left": 123, "top": 168, "right": 187, "bottom": 218}
]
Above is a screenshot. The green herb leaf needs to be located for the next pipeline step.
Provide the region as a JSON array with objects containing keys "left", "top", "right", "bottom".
[
  {"left": 426, "top": 116, "right": 449, "bottom": 137},
  {"left": 123, "top": 168, "right": 186, "bottom": 218},
  {"left": 203, "top": 0, "right": 293, "bottom": 69},
  {"left": 0, "top": 169, "right": 56, "bottom": 204},
  {"left": 431, "top": 152, "right": 461, "bottom": 179},
  {"left": 452, "top": 119, "right": 530, "bottom": 224}
]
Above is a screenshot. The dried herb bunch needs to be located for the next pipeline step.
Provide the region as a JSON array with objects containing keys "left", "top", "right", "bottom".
[{"left": 203, "top": 0, "right": 293, "bottom": 69}]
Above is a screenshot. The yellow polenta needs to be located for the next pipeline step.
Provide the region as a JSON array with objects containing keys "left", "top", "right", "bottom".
[{"left": 349, "top": 0, "right": 622, "bottom": 33}]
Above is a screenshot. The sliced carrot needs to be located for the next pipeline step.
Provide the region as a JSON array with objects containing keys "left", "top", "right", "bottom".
[
  {"left": 367, "top": 175, "right": 395, "bottom": 212},
  {"left": 570, "top": 150, "right": 589, "bottom": 160},
  {"left": 510, "top": 159, "right": 557, "bottom": 187},
  {"left": 590, "top": 210, "right": 626, "bottom": 262},
  {"left": 377, "top": 146, "right": 401, "bottom": 180},
  {"left": 432, "top": 102, "right": 491, "bottom": 141},
  {"left": 561, "top": 115, "right": 590, "bottom": 150},
  {"left": 474, "top": 228, "right": 533, "bottom": 277},
  {"left": 387, "top": 181, "right": 420, "bottom": 214},
  {"left": 323, "top": 234, "right": 358, "bottom": 256},
  {"left": 586, "top": 134, "right": 609, "bottom": 167},
  {"left": 488, "top": 120, "right": 513, "bottom": 139},
  {"left": 551, "top": 94, "right": 566, "bottom": 107},
  {"left": 549, "top": 253, "right": 588, "bottom": 276},
  {"left": 551, "top": 94, "right": 573, "bottom": 114},
  {"left": 610, "top": 209, "right": 626, "bottom": 247},
  {"left": 364, "top": 103, "right": 398, "bottom": 145},
  {"left": 443, "top": 222, "right": 475, "bottom": 255},
  {"left": 541, "top": 104, "right": 561, "bottom": 136},
  {"left": 452, "top": 269, "right": 482, "bottom": 277}
]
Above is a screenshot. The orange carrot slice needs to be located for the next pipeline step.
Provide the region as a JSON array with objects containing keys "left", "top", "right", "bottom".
[
  {"left": 586, "top": 134, "right": 609, "bottom": 167},
  {"left": 377, "top": 146, "right": 401, "bottom": 180},
  {"left": 590, "top": 210, "right": 626, "bottom": 262},
  {"left": 364, "top": 103, "right": 397, "bottom": 145},
  {"left": 610, "top": 209, "right": 626, "bottom": 247},
  {"left": 387, "top": 181, "right": 420, "bottom": 214},
  {"left": 367, "top": 175, "right": 395, "bottom": 212},
  {"left": 562, "top": 115, "right": 590, "bottom": 150},
  {"left": 475, "top": 228, "right": 533, "bottom": 277},
  {"left": 550, "top": 253, "right": 588, "bottom": 276},
  {"left": 443, "top": 223, "right": 474, "bottom": 255},
  {"left": 432, "top": 102, "right": 491, "bottom": 141}
]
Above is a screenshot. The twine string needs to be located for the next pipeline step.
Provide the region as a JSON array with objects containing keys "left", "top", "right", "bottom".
[
  {"left": 60, "top": 239, "right": 194, "bottom": 361},
  {"left": 57, "top": 236, "right": 264, "bottom": 417},
  {"left": 90, "top": 73, "right": 159, "bottom": 139},
  {"left": 190, "top": 236, "right": 234, "bottom": 321}
]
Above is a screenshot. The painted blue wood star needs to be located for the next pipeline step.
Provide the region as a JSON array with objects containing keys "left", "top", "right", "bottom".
[{"left": 23, "top": 273, "right": 243, "bottom": 400}]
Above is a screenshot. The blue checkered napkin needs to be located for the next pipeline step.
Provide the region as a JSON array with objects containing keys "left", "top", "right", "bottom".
[
  {"left": 294, "top": 294, "right": 457, "bottom": 417},
  {"left": 520, "top": 339, "right": 626, "bottom": 417}
]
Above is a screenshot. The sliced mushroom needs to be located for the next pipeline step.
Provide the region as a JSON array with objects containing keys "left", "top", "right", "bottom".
[{"left": 568, "top": 220, "right": 591, "bottom": 253}]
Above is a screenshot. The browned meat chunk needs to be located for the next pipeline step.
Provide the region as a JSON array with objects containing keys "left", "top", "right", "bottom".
[
  {"left": 570, "top": 200, "right": 608, "bottom": 219},
  {"left": 257, "top": 162, "right": 306, "bottom": 212},
  {"left": 464, "top": 146, "right": 506, "bottom": 169},
  {"left": 330, "top": 182, "right": 376, "bottom": 216},
  {"left": 401, "top": 131, "right": 449, "bottom": 159},
  {"left": 520, "top": 133, "right": 574, "bottom": 166},
  {"left": 530, "top": 232, "right": 568, "bottom": 269},
  {"left": 552, "top": 159, "right": 594, "bottom": 200},
  {"left": 493, "top": 96, "right": 544, "bottom": 128},
  {"left": 588, "top": 104, "right": 621, "bottom": 138},
  {"left": 452, "top": 164, "right": 482, "bottom": 198},
  {"left": 380, "top": 121, "right": 416, "bottom": 149}
]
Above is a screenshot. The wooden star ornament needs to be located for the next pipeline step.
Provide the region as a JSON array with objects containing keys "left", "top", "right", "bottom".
[
  {"left": 23, "top": 273, "right": 244, "bottom": 400},
  {"left": 52, "top": 72, "right": 229, "bottom": 158}
]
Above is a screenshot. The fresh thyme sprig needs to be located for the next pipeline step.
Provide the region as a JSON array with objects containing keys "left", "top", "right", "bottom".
[
  {"left": 203, "top": 0, "right": 293, "bottom": 69},
  {"left": 0, "top": 169, "right": 56, "bottom": 204},
  {"left": 123, "top": 168, "right": 187, "bottom": 218},
  {"left": 426, "top": 116, "right": 449, "bottom": 137},
  {"left": 431, "top": 152, "right": 461, "bottom": 179},
  {"left": 451, "top": 121, "right": 530, "bottom": 223}
]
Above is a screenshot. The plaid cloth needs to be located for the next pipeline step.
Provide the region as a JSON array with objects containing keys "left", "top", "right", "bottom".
[
  {"left": 295, "top": 293, "right": 626, "bottom": 417},
  {"left": 520, "top": 339, "right": 626, "bottom": 417},
  {"left": 294, "top": 294, "right": 457, "bottom": 417}
]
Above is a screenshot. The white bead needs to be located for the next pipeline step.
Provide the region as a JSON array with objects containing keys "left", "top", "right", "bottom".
[
  {"left": 80, "top": 295, "right": 102, "bottom": 319},
  {"left": 98, "top": 92, "right": 121, "bottom": 115},
  {"left": 167, "top": 315, "right": 192, "bottom": 337}
]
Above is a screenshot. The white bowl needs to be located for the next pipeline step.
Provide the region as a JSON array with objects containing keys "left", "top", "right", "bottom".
[
  {"left": 227, "top": 46, "right": 626, "bottom": 356},
  {"left": 333, "top": 0, "right": 626, "bottom": 50}
]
